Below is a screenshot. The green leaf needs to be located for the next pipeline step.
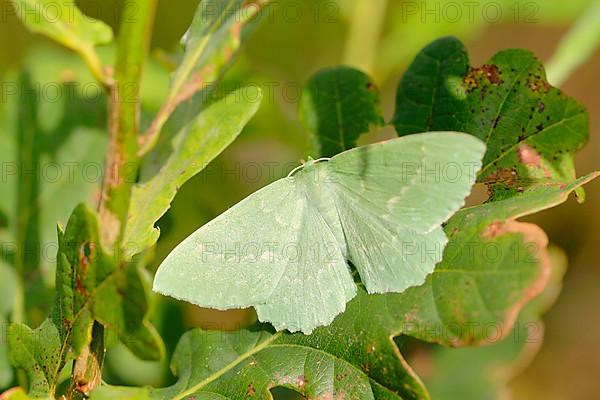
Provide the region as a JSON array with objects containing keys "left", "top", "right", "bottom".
[
  {"left": 0, "top": 104, "right": 15, "bottom": 248},
  {"left": 6, "top": 319, "right": 64, "bottom": 398},
  {"left": 54, "top": 204, "right": 107, "bottom": 342},
  {"left": 299, "top": 66, "right": 384, "bottom": 157},
  {"left": 392, "top": 37, "right": 588, "bottom": 200},
  {"left": 124, "top": 87, "right": 262, "bottom": 253},
  {"left": 55, "top": 204, "right": 164, "bottom": 361},
  {"left": 92, "top": 327, "right": 405, "bottom": 400},
  {"left": 92, "top": 263, "right": 164, "bottom": 361},
  {"left": 425, "top": 246, "right": 568, "bottom": 400},
  {"left": 9, "top": 0, "right": 113, "bottom": 84},
  {"left": 170, "top": 0, "right": 266, "bottom": 105}
]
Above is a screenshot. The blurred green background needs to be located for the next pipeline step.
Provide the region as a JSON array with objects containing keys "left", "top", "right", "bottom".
[{"left": 1, "top": 0, "right": 599, "bottom": 398}]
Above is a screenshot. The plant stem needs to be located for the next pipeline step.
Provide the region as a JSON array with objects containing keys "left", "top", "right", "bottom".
[
  {"left": 68, "top": 321, "right": 105, "bottom": 399},
  {"left": 71, "top": 1, "right": 157, "bottom": 396},
  {"left": 98, "top": 0, "right": 157, "bottom": 247},
  {"left": 343, "top": 0, "right": 388, "bottom": 75},
  {"left": 546, "top": 1, "right": 600, "bottom": 87}
]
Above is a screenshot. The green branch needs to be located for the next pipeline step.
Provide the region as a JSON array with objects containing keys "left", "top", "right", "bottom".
[
  {"left": 343, "top": 0, "right": 388, "bottom": 75},
  {"left": 98, "top": 0, "right": 157, "bottom": 247}
]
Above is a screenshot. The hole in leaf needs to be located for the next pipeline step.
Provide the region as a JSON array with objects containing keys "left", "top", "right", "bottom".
[
  {"left": 396, "top": 335, "right": 437, "bottom": 381},
  {"left": 270, "top": 386, "right": 306, "bottom": 400},
  {"left": 464, "top": 182, "right": 489, "bottom": 207}
]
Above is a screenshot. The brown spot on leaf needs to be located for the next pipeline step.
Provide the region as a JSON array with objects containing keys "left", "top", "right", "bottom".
[
  {"left": 538, "top": 102, "right": 545, "bottom": 112},
  {"left": 75, "top": 276, "right": 87, "bottom": 296},
  {"left": 464, "top": 64, "right": 503, "bottom": 89},
  {"left": 527, "top": 75, "right": 550, "bottom": 93},
  {"left": 246, "top": 383, "right": 256, "bottom": 397},
  {"left": 296, "top": 375, "right": 307, "bottom": 390},
  {"left": 480, "top": 64, "right": 503, "bottom": 84},
  {"left": 482, "top": 220, "right": 505, "bottom": 238},
  {"left": 336, "top": 373, "right": 347, "bottom": 381},
  {"left": 518, "top": 144, "right": 551, "bottom": 178},
  {"left": 76, "top": 379, "right": 89, "bottom": 394},
  {"left": 486, "top": 168, "right": 519, "bottom": 187},
  {"left": 518, "top": 144, "right": 542, "bottom": 168},
  {"left": 78, "top": 241, "right": 96, "bottom": 272},
  {"left": 463, "top": 72, "right": 478, "bottom": 89}
]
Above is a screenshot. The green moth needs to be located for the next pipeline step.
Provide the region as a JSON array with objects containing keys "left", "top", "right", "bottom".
[{"left": 153, "top": 132, "right": 486, "bottom": 333}]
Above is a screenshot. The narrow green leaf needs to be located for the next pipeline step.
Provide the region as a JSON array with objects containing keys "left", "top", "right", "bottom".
[
  {"left": 124, "top": 87, "right": 262, "bottom": 253},
  {"left": 170, "top": 0, "right": 266, "bottom": 104},
  {"left": 299, "top": 66, "right": 385, "bottom": 157},
  {"left": 392, "top": 37, "right": 588, "bottom": 200},
  {"left": 53, "top": 204, "right": 107, "bottom": 342},
  {"left": 140, "top": 0, "right": 269, "bottom": 153},
  {"left": 9, "top": 0, "right": 113, "bottom": 85}
]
